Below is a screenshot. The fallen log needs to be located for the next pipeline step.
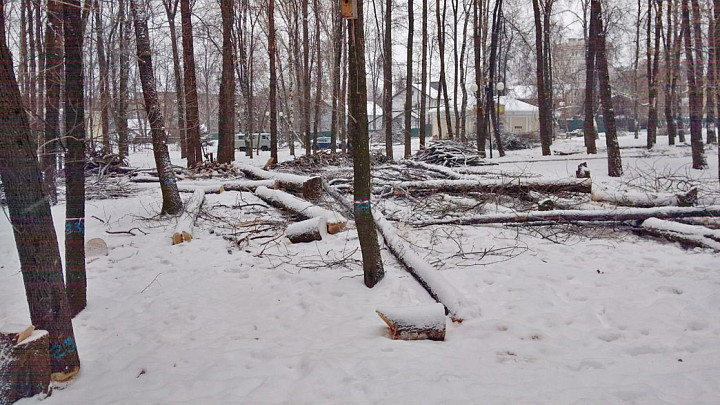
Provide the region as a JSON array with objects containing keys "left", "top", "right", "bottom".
[
  {"left": 222, "top": 179, "right": 278, "bottom": 192},
  {"left": 1, "top": 326, "right": 51, "bottom": 403},
  {"left": 591, "top": 187, "right": 698, "bottom": 207},
  {"left": 236, "top": 163, "right": 322, "bottom": 201},
  {"left": 412, "top": 205, "right": 720, "bottom": 227},
  {"left": 172, "top": 188, "right": 206, "bottom": 244},
  {"left": 286, "top": 217, "right": 327, "bottom": 243},
  {"left": 400, "top": 160, "right": 465, "bottom": 179},
  {"left": 637, "top": 218, "right": 720, "bottom": 250},
  {"left": 376, "top": 303, "right": 446, "bottom": 341},
  {"left": 177, "top": 184, "right": 225, "bottom": 194},
  {"left": 391, "top": 177, "right": 592, "bottom": 195},
  {"left": 254, "top": 186, "right": 346, "bottom": 234},
  {"left": 321, "top": 181, "right": 475, "bottom": 321}
]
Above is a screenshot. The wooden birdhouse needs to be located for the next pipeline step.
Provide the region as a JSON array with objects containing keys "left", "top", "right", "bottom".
[{"left": 340, "top": 0, "right": 358, "bottom": 19}]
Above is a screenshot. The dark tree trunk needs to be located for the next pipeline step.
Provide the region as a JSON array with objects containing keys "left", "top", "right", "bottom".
[
  {"left": 708, "top": 10, "right": 717, "bottom": 144},
  {"left": 94, "top": 0, "right": 110, "bottom": 152},
  {"left": 64, "top": 0, "right": 87, "bottom": 317},
  {"left": 0, "top": 0, "right": 81, "bottom": 377},
  {"left": 715, "top": 0, "right": 720, "bottom": 183},
  {"left": 130, "top": 0, "right": 183, "bottom": 215},
  {"left": 532, "top": 0, "right": 552, "bottom": 156},
  {"left": 162, "top": 0, "right": 187, "bottom": 159},
  {"left": 473, "top": 0, "right": 487, "bottom": 156},
  {"left": 312, "top": 0, "right": 322, "bottom": 154},
  {"left": 404, "top": 0, "right": 414, "bottom": 159},
  {"left": 592, "top": 0, "right": 623, "bottom": 176},
  {"left": 436, "top": 0, "right": 454, "bottom": 139},
  {"left": 487, "top": 0, "right": 505, "bottom": 157},
  {"left": 269, "top": 0, "right": 279, "bottom": 160},
  {"left": 347, "top": 11, "right": 385, "bottom": 288},
  {"left": 217, "top": 0, "right": 235, "bottom": 164},
  {"left": 646, "top": 0, "right": 662, "bottom": 149},
  {"left": 383, "top": 0, "right": 393, "bottom": 158},
  {"left": 583, "top": 0, "right": 598, "bottom": 154},
  {"left": 118, "top": 0, "right": 130, "bottom": 159},
  {"left": 42, "top": 0, "right": 63, "bottom": 204},
  {"left": 420, "top": 0, "right": 428, "bottom": 149},
  {"left": 303, "top": 0, "right": 311, "bottom": 155},
  {"left": 35, "top": 0, "right": 44, "bottom": 122},
  {"left": 682, "top": 0, "right": 707, "bottom": 168},
  {"left": 330, "top": 0, "right": 342, "bottom": 154},
  {"left": 180, "top": 0, "right": 202, "bottom": 167},
  {"left": 663, "top": 0, "right": 678, "bottom": 146}
]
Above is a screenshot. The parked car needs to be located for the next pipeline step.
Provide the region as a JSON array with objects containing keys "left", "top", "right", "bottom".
[{"left": 234, "top": 133, "right": 271, "bottom": 151}]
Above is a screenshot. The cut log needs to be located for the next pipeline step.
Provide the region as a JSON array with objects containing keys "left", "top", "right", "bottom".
[
  {"left": 177, "top": 184, "right": 225, "bottom": 194},
  {"left": 401, "top": 160, "right": 465, "bottom": 179},
  {"left": 254, "top": 186, "right": 347, "bottom": 234},
  {"left": 413, "top": 205, "right": 720, "bottom": 227},
  {"left": 591, "top": 187, "right": 698, "bottom": 207},
  {"left": 376, "top": 303, "right": 446, "bottom": 341},
  {"left": 235, "top": 163, "right": 322, "bottom": 201},
  {"left": 172, "top": 188, "right": 206, "bottom": 244},
  {"left": 390, "top": 177, "right": 592, "bottom": 195},
  {"left": 221, "top": 179, "right": 279, "bottom": 192},
  {"left": 638, "top": 218, "right": 720, "bottom": 251},
  {"left": 286, "top": 217, "right": 327, "bottom": 243},
  {"left": 262, "top": 157, "right": 275, "bottom": 170},
  {"left": 85, "top": 238, "right": 109, "bottom": 258},
  {"left": 1, "top": 328, "right": 51, "bottom": 403}
]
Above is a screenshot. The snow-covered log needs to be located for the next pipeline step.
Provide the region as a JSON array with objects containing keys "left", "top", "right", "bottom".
[
  {"left": 376, "top": 303, "right": 446, "bottom": 341},
  {"left": 413, "top": 205, "right": 720, "bottom": 227},
  {"left": 286, "top": 217, "right": 327, "bottom": 243},
  {"left": 172, "top": 188, "right": 206, "bottom": 244},
  {"left": 129, "top": 175, "right": 161, "bottom": 183},
  {"left": 177, "top": 184, "right": 225, "bottom": 194},
  {"left": 391, "top": 177, "right": 592, "bottom": 195},
  {"left": 1, "top": 326, "right": 51, "bottom": 403},
  {"left": 254, "top": 186, "right": 346, "bottom": 234},
  {"left": 591, "top": 187, "right": 698, "bottom": 207},
  {"left": 235, "top": 163, "right": 323, "bottom": 201},
  {"left": 400, "top": 160, "right": 465, "bottom": 179},
  {"left": 373, "top": 211, "right": 476, "bottom": 322},
  {"left": 221, "top": 179, "right": 278, "bottom": 192},
  {"left": 639, "top": 218, "right": 720, "bottom": 250}
]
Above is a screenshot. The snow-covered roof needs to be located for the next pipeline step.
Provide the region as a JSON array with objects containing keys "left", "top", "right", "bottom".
[{"left": 500, "top": 96, "right": 539, "bottom": 113}]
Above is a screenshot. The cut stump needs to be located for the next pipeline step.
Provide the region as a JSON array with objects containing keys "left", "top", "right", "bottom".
[
  {"left": 0, "top": 327, "right": 51, "bottom": 404},
  {"left": 172, "top": 188, "right": 206, "bottom": 244},
  {"left": 287, "top": 217, "right": 327, "bottom": 243},
  {"left": 376, "top": 303, "right": 446, "bottom": 341}
]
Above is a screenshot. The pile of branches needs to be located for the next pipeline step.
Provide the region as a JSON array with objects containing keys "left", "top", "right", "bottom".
[
  {"left": 409, "top": 140, "right": 485, "bottom": 167},
  {"left": 276, "top": 150, "right": 389, "bottom": 175},
  {"left": 188, "top": 161, "right": 240, "bottom": 177},
  {"left": 85, "top": 150, "right": 127, "bottom": 175}
]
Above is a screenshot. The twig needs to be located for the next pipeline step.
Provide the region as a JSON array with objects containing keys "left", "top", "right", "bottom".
[
  {"left": 106, "top": 227, "right": 148, "bottom": 236},
  {"left": 140, "top": 272, "right": 162, "bottom": 293}
]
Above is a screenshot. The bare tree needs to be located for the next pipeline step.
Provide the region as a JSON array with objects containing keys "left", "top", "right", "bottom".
[
  {"left": 404, "top": 0, "right": 414, "bottom": 158},
  {"left": 94, "top": 0, "right": 111, "bottom": 152},
  {"left": 41, "top": 0, "right": 63, "bottom": 203},
  {"left": 420, "top": 0, "right": 429, "bottom": 149},
  {"left": 347, "top": 7, "right": 385, "bottom": 288},
  {"left": 269, "top": 0, "right": 279, "bottom": 160},
  {"left": 383, "top": 0, "right": 393, "bottom": 158},
  {"left": 181, "top": 0, "right": 203, "bottom": 166},
  {"left": 663, "top": 0, "right": 680, "bottom": 146},
  {"left": 583, "top": 0, "right": 598, "bottom": 154},
  {"left": 436, "top": 0, "right": 454, "bottom": 139},
  {"left": 681, "top": 0, "right": 707, "bottom": 168},
  {"left": 646, "top": 0, "right": 663, "bottom": 149},
  {"left": 532, "top": 0, "right": 553, "bottom": 156},
  {"left": 0, "top": 0, "right": 81, "bottom": 377},
  {"left": 162, "top": 0, "right": 187, "bottom": 158},
  {"left": 217, "top": 0, "right": 235, "bottom": 164}
]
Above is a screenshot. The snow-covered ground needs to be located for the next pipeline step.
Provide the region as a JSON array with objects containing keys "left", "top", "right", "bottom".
[{"left": 2, "top": 133, "right": 720, "bottom": 404}]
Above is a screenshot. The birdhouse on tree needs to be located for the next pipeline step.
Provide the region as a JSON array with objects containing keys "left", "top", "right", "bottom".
[{"left": 340, "top": 0, "right": 358, "bottom": 19}]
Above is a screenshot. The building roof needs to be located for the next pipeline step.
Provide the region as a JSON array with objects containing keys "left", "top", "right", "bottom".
[{"left": 500, "top": 96, "right": 539, "bottom": 113}]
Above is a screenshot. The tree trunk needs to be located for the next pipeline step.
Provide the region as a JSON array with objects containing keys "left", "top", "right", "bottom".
[
  {"left": 383, "top": 0, "right": 393, "bottom": 158},
  {"left": 330, "top": 0, "right": 342, "bottom": 154},
  {"left": 436, "top": 0, "right": 454, "bottom": 140},
  {"left": 715, "top": 0, "right": 720, "bottom": 184},
  {"left": 94, "top": 0, "right": 110, "bottom": 152},
  {"left": 347, "top": 11, "right": 385, "bottom": 288},
  {"left": 708, "top": 10, "right": 717, "bottom": 144},
  {"left": 532, "top": 0, "right": 552, "bottom": 156},
  {"left": 646, "top": 0, "right": 662, "bottom": 149},
  {"left": 404, "top": 0, "right": 414, "bottom": 159},
  {"left": 487, "top": 0, "right": 505, "bottom": 157},
  {"left": 473, "top": 0, "right": 487, "bottom": 157},
  {"left": 130, "top": 0, "right": 183, "bottom": 215},
  {"left": 269, "top": 0, "right": 279, "bottom": 161},
  {"left": 583, "top": 0, "right": 598, "bottom": 154},
  {"left": 180, "top": 0, "right": 202, "bottom": 167},
  {"left": 0, "top": 2, "right": 81, "bottom": 375},
  {"left": 64, "top": 0, "right": 87, "bottom": 317},
  {"left": 313, "top": 0, "right": 322, "bottom": 154},
  {"left": 303, "top": 0, "right": 311, "bottom": 155},
  {"left": 118, "top": 0, "right": 130, "bottom": 159},
  {"left": 420, "top": 0, "right": 428, "bottom": 149},
  {"left": 663, "top": 0, "right": 678, "bottom": 146},
  {"left": 42, "top": 0, "right": 63, "bottom": 204},
  {"left": 162, "top": 0, "right": 187, "bottom": 159},
  {"left": 217, "top": 0, "right": 235, "bottom": 164},
  {"left": 682, "top": 0, "right": 707, "bottom": 169}
]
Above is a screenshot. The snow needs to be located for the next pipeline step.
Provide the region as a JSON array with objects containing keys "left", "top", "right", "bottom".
[{"left": 2, "top": 133, "right": 720, "bottom": 404}]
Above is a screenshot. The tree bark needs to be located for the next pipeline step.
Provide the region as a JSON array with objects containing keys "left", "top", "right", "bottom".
[
  {"left": 663, "top": 0, "right": 678, "bottom": 146},
  {"left": 269, "top": 0, "right": 279, "bottom": 161},
  {"left": 180, "top": 0, "right": 202, "bottom": 167},
  {"left": 330, "top": 0, "right": 342, "bottom": 154},
  {"left": 217, "top": 0, "right": 235, "bottom": 164},
  {"left": 646, "top": 0, "right": 662, "bottom": 149},
  {"left": 583, "top": 0, "right": 598, "bottom": 154},
  {"left": 682, "top": 0, "right": 707, "bottom": 169},
  {"left": 592, "top": 0, "right": 623, "bottom": 176},
  {"left": 383, "top": 0, "right": 393, "bottom": 158},
  {"left": 162, "top": 0, "right": 187, "bottom": 159},
  {"left": 64, "top": 0, "right": 87, "bottom": 317},
  {"left": 532, "top": 0, "right": 552, "bottom": 156},
  {"left": 130, "top": 0, "right": 183, "bottom": 216},
  {"left": 94, "top": 0, "right": 111, "bottom": 152},
  {"left": 303, "top": 0, "right": 311, "bottom": 155},
  {"left": 348, "top": 10, "right": 385, "bottom": 288},
  {"left": 42, "top": 0, "right": 63, "bottom": 204},
  {"left": 420, "top": 0, "right": 429, "bottom": 149},
  {"left": 473, "top": 0, "right": 487, "bottom": 157},
  {"left": 0, "top": 2, "right": 81, "bottom": 375},
  {"left": 404, "top": 0, "right": 414, "bottom": 159},
  {"left": 436, "top": 0, "right": 454, "bottom": 140},
  {"left": 117, "top": 0, "right": 130, "bottom": 159}
]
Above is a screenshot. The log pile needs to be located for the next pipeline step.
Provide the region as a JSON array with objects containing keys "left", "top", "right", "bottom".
[
  {"left": 409, "top": 140, "right": 487, "bottom": 167},
  {"left": 188, "top": 161, "right": 240, "bottom": 177},
  {"left": 85, "top": 151, "right": 126, "bottom": 175},
  {"left": 1, "top": 326, "right": 51, "bottom": 404}
]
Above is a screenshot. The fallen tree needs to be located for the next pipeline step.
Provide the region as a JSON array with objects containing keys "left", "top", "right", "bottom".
[
  {"left": 172, "top": 188, "right": 205, "bottom": 244},
  {"left": 286, "top": 217, "right": 327, "bottom": 243},
  {"left": 236, "top": 163, "right": 322, "bottom": 201},
  {"left": 254, "top": 186, "right": 346, "bottom": 234},
  {"left": 591, "top": 187, "right": 698, "bottom": 207},
  {"left": 177, "top": 184, "right": 225, "bottom": 194},
  {"left": 390, "top": 177, "right": 592, "bottom": 195},
  {"left": 413, "top": 205, "right": 720, "bottom": 227},
  {"left": 322, "top": 181, "right": 476, "bottom": 322},
  {"left": 637, "top": 218, "right": 720, "bottom": 251},
  {"left": 376, "top": 303, "right": 446, "bottom": 341}
]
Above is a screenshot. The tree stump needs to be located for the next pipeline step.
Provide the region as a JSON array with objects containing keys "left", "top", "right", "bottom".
[
  {"left": 376, "top": 303, "right": 446, "bottom": 341},
  {"left": 1, "top": 326, "right": 52, "bottom": 404},
  {"left": 286, "top": 217, "right": 327, "bottom": 243}
]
